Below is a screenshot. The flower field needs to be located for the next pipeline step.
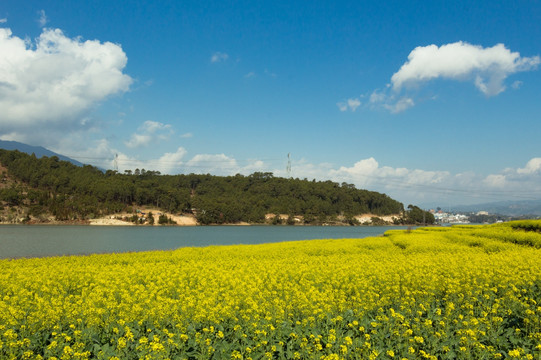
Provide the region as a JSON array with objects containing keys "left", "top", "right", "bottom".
[{"left": 1, "top": 221, "right": 541, "bottom": 359}]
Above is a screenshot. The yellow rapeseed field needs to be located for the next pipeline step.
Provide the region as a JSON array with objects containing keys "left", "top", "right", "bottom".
[{"left": 1, "top": 221, "right": 540, "bottom": 359}]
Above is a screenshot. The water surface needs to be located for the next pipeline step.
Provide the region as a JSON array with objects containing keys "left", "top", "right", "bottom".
[{"left": 0, "top": 225, "right": 409, "bottom": 259}]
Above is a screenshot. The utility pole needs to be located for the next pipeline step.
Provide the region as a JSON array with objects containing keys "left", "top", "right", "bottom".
[{"left": 286, "top": 153, "right": 291, "bottom": 178}]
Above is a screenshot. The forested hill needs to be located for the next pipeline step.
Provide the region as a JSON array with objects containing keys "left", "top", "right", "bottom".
[{"left": 0, "top": 149, "right": 431, "bottom": 225}]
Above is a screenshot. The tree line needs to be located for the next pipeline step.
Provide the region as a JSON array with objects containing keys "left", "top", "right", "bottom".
[{"left": 0, "top": 149, "right": 434, "bottom": 225}]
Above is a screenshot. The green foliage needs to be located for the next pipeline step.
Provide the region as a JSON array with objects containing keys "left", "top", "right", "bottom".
[
  {"left": 0, "top": 186, "right": 22, "bottom": 206},
  {"left": 158, "top": 214, "right": 176, "bottom": 225},
  {"left": 271, "top": 214, "right": 282, "bottom": 225},
  {"left": 403, "top": 205, "right": 435, "bottom": 225},
  {"left": 507, "top": 219, "right": 541, "bottom": 232},
  {"left": 370, "top": 216, "right": 387, "bottom": 226},
  {"left": 0, "top": 149, "right": 408, "bottom": 224},
  {"left": 286, "top": 214, "right": 296, "bottom": 225}
]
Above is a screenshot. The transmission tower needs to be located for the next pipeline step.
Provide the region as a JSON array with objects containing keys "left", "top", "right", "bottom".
[
  {"left": 114, "top": 153, "right": 118, "bottom": 172},
  {"left": 286, "top": 153, "right": 291, "bottom": 177}
]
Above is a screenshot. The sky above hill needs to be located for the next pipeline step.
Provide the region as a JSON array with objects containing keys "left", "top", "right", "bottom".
[{"left": 1, "top": 1, "right": 541, "bottom": 207}]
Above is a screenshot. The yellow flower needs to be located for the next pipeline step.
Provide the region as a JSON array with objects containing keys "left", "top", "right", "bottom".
[{"left": 508, "top": 349, "right": 521, "bottom": 358}]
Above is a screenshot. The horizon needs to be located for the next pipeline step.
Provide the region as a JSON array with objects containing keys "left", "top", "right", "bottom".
[{"left": 1, "top": 1, "right": 541, "bottom": 207}]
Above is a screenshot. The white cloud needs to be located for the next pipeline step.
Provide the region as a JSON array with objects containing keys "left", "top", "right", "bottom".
[
  {"left": 365, "top": 89, "right": 414, "bottom": 114},
  {"left": 517, "top": 157, "right": 541, "bottom": 175},
  {"left": 154, "top": 147, "right": 188, "bottom": 174},
  {"left": 125, "top": 121, "right": 173, "bottom": 148},
  {"left": 0, "top": 27, "right": 132, "bottom": 141},
  {"left": 483, "top": 174, "right": 507, "bottom": 188},
  {"left": 347, "top": 98, "right": 361, "bottom": 111},
  {"left": 50, "top": 137, "right": 120, "bottom": 170},
  {"left": 329, "top": 158, "right": 449, "bottom": 190},
  {"left": 180, "top": 132, "right": 193, "bottom": 138},
  {"left": 111, "top": 147, "right": 187, "bottom": 174},
  {"left": 179, "top": 154, "right": 267, "bottom": 176},
  {"left": 384, "top": 97, "right": 414, "bottom": 113},
  {"left": 391, "top": 41, "right": 540, "bottom": 96},
  {"left": 369, "top": 90, "right": 386, "bottom": 104},
  {"left": 185, "top": 154, "right": 239, "bottom": 175},
  {"left": 141, "top": 120, "right": 171, "bottom": 133},
  {"left": 244, "top": 71, "right": 256, "bottom": 78},
  {"left": 211, "top": 51, "right": 229, "bottom": 63},
  {"left": 348, "top": 42, "right": 540, "bottom": 114},
  {"left": 38, "top": 10, "right": 48, "bottom": 27},
  {"left": 337, "top": 97, "right": 361, "bottom": 112},
  {"left": 0, "top": 18, "right": 7, "bottom": 24},
  {"left": 124, "top": 134, "right": 153, "bottom": 149}
]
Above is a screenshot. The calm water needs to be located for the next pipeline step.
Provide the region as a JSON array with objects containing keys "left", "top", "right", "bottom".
[{"left": 0, "top": 225, "right": 409, "bottom": 259}]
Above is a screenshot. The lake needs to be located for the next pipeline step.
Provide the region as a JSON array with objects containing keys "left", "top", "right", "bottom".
[{"left": 0, "top": 225, "right": 410, "bottom": 259}]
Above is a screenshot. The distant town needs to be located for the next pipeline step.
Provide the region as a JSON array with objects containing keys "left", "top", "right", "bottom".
[{"left": 428, "top": 208, "right": 540, "bottom": 225}]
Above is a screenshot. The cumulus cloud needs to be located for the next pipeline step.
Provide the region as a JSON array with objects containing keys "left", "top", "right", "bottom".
[
  {"left": 517, "top": 157, "right": 541, "bottom": 175},
  {"left": 100, "top": 146, "right": 188, "bottom": 175},
  {"left": 337, "top": 97, "right": 361, "bottom": 112},
  {"left": 185, "top": 154, "right": 239, "bottom": 175},
  {"left": 391, "top": 41, "right": 540, "bottom": 96},
  {"left": 211, "top": 52, "right": 229, "bottom": 63},
  {"left": 178, "top": 154, "right": 267, "bottom": 176},
  {"left": 345, "top": 42, "right": 540, "bottom": 114},
  {"left": 152, "top": 147, "right": 188, "bottom": 174},
  {"left": 474, "top": 158, "right": 541, "bottom": 201},
  {"left": 483, "top": 174, "right": 507, "bottom": 188},
  {"left": 124, "top": 134, "right": 152, "bottom": 149},
  {"left": 0, "top": 27, "right": 132, "bottom": 141},
  {"left": 327, "top": 157, "right": 541, "bottom": 205},
  {"left": 329, "top": 157, "right": 449, "bottom": 190},
  {"left": 125, "top": 121, "right": 173, "bottom": 148}
]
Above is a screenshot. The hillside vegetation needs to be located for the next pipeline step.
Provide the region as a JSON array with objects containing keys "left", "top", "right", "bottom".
[
  {"left": 0, "top": 221, "right": 540, "bottom": 359},
  {"left": 0, "top": 149, "right": 433, "bottom": 225}
]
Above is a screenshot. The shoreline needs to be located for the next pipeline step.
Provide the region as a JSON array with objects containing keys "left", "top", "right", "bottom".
[{"left": 1, "top": 210, "right": 418, "bottom": 227}]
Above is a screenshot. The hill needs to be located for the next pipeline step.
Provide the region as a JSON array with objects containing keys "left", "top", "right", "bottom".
[
  {"left": 0, "top": 140, "right": 85, "bottom": 167},
  {"left": 452, "top": 200, "right": 541, "bottom": 216},
  {"left": 0, "top": 149, "right": 433, "bottom": 225}
]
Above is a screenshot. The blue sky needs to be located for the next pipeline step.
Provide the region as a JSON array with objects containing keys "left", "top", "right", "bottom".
[{"left": 1, "top": 1, "right": 541, "bottom": 207}]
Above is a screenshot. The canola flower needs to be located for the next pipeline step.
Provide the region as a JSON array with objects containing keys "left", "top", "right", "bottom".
[{"left": 1, "top": 221, "right": 540, "bottom": 359}]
